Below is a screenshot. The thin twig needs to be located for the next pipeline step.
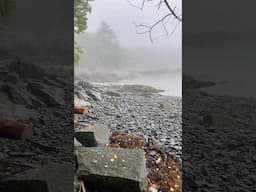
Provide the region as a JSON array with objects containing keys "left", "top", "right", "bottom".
[
  {"left": 155, "top": 0, "right": 165, "bottom": 10},
  {"left": 135, "top": 13, "right": 172, "bottom": 42},
  {"left": 127, "top": 0, "right": 146, "bottom": 11},
  {"left": 130, "top": 0, "right": 182, "bottom": 42}
]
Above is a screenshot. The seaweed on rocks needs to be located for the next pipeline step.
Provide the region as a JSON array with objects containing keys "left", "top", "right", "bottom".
[{"left": 109, "top": 131, "right": 182, "bottom": 192}]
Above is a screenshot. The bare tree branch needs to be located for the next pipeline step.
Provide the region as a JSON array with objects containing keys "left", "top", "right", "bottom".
[
  {"left": 163, "top": 0, "right": 182, "bottom": 22},
  {"left": 167, "top": 20, "right": 180, "bottom": 38},
  {"left": 129, "top": 0, "right": 182, "bottom": 42},
  {"left": 127, "top": 0, "right": 146, "bottom": 11},
  {"left": 135, "top": 13, "right": 172, "bottom": 42}
]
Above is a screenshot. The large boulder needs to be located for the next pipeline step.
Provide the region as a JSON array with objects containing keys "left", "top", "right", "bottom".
[
  {"left": 77, "top": 147, "right": 148, "bottom": 192},
  {"left": 75, "top": 124, "right": 110, "bottom": 147},
  {"left": 0, "top": 163, "right": 73, "bottom": 192}
]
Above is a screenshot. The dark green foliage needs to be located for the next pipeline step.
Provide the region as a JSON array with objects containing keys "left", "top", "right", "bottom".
[
  {"left": 74, "top": 0, "right": 91, "bottom": 34},
  {"left": 74, "top": 0, "right": 92, "bottom": 64}
]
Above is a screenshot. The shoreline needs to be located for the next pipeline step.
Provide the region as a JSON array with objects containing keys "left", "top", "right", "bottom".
[
  {"left": 91, "top": 81, "right": 182, "bottom": 98},
  {"left": 76, "top": 81, "right": 182, "bottom": 158}
]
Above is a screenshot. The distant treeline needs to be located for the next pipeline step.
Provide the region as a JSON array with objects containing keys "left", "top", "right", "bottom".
[{"left": 79, "top": 22, "right": 129, "bottom": 71}]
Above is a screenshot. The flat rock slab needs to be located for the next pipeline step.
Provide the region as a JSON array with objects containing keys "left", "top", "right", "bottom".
[
  {"left": 77, "top": 147, "right": 148, "bottom": 192},
  {"left": 0, "top": 163, "right": 73, "bottom": 192},
  {"left": 75, "top": 124, "right": 110, "bottom": 147}
]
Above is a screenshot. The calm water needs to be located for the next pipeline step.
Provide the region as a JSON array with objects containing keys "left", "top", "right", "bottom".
[
  {"left": 119, "top": 72, "right": 182, "bottom": 97},
  {"left": 93, "top": 71, "right": 182, "bottom": 97}
]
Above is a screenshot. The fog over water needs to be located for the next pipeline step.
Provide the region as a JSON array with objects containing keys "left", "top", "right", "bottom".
[{"left": 76, "top": 0, "right": 182, "bottom": 96}]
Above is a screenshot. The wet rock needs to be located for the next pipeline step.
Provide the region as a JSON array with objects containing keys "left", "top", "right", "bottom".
[
  {"left": 77, "top": 147, "right": 148, "bottom": 192},
  {"left": 75, "top": 90, "right": 91, "bottom": 101},
  {"left": 2, "top": 85, "right": 44, "bottom": 106},
  {"left": 4, "top": 85, "right": 32, "bottom": 106},
  {"left": 75, "top": 124, "right": 110, "bottom": 147},
  {"left": 76, "top": 80, "right": 94, "bottom": 90},
  {"left": 28, "top": 82, "right": 65, "bottom": 106},
  {"left": 43, "top": 77, "right": 63, "bottom": 88},
  {"left": 86, "top": 90, "right": 102, "bottom": 101}
]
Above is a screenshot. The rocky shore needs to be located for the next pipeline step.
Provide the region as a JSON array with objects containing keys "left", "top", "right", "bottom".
[
  {"left": 0, "top": 59, "right": 73, "bottom": 188},
  {"left": 75, "top": 81, "right": 182, "bottom": 159},
  {"left": 74, "top": 79, "right": 182, "bottom": 192},
  {"left": 182, "top": 89, "right": 256, "bottom": 191}
]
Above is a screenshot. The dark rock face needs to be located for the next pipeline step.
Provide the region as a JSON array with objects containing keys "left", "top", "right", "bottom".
[
  {"left": 77, "top": 147, "right": 148, "bottom": 192},
  {"left": 0, "top": 59, "right": 73, "bottom": 189},
  {"left": 0, "top": 59, "right": 67, "bottom": 108},
  {"left": 8, "top": 59, "right": 45, "bottom": 80},
  {"left": 28, "top": 82, "right": 65, "bottom": 107}
]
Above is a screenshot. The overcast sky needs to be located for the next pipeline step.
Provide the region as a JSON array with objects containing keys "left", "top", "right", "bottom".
[
  {"left": 83, "top": 0, "right": 182, "bottom": 69},
  {"left": 85, "top": 0, "right": 182, "bottom": 69}
]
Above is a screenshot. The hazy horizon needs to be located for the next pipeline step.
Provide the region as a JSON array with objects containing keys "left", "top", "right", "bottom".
[{"left": 77, "top": 0, "right": 182, "bottom": 96}]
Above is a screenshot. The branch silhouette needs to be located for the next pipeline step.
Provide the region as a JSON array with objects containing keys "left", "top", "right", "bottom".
[{"left": 128, "top": 0, "right": 182, "bottom": 42}]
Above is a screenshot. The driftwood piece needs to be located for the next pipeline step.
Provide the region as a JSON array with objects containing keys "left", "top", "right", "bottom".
[{"left": 0, "top": 118, "right": 33, "bottom": 140}]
